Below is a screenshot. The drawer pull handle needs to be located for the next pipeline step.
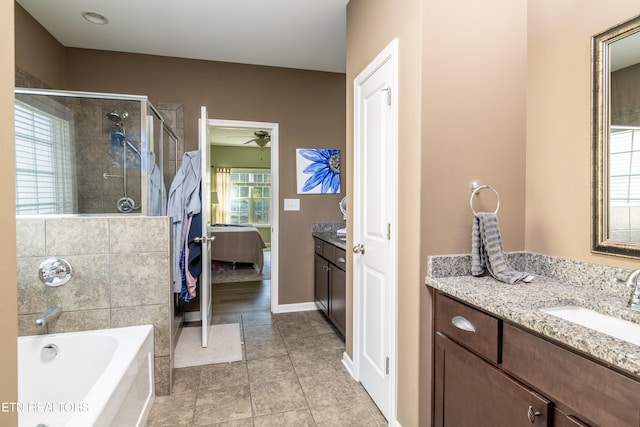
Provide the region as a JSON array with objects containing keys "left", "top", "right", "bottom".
[
  {"left": 527, "top": 406, "right": 542, "bottom": 423},
  {"left": 337, "top": 256, "right": 346, "bottom": 263},
  {"left": 451, "top": 316, "right": 476, "bottom": 332}
]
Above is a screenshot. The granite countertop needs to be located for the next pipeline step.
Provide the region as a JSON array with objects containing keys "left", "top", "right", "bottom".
[
  {"left": 426, "top": 254, "right": 640, "bottom": 379},
  {"left": 312, "top": 222, "right": 347, "bottom": 250}
]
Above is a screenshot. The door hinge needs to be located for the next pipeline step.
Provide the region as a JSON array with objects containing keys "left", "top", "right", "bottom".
[
  {"left": 386, "top": 356, "right": 390, "bottom": 375},
  {"left": 387, "top": 223, "right": 391, "bottom": 240},
  {"left": 381, "top": 87, "right": 391, "bottom": 106}
]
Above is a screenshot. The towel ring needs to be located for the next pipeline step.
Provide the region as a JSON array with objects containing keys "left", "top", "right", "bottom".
[{"left": 470, "top": 184, "right": 500, "bottom": 216}]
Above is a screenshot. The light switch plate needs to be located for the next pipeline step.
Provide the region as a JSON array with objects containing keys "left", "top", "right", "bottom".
[{"left": 284, "top": 198, "right": 300, "bottom": 211}]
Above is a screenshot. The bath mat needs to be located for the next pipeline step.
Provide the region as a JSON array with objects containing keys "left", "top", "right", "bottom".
[{"left": 174, "top": 323, "right": 242, "bottom": 368}]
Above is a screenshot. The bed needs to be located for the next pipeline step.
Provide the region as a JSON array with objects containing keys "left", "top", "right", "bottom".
[{"left": 208, "top": 224, "right": 267, "bottom": 272}]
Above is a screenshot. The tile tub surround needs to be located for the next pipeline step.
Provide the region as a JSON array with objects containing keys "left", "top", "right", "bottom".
[
  {"left": 426, "top": 252, "right": 640, "bottom": 377},
  {"left": 16, "top": 216, "right": 175, "bottom": 395}
]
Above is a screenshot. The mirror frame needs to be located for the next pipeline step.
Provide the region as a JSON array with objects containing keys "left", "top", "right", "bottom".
[{"left": 592, "top": 14, "right": 640, "bottom": 258}]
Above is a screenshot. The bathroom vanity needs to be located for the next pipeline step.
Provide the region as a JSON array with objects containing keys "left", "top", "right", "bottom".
[
  {"left": 427, "top": 253, "right": 640, "bottom": 427},
  {"left": 312, "top": 233, "right": 346, "bottom": 335}
]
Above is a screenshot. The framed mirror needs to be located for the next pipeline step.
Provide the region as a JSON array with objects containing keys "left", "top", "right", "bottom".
[{"left": 592, "top": 14, "right": 640, "bottom": 258}]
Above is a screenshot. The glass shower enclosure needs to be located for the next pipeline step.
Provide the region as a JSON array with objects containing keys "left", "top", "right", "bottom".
[{"left": 14, "top": 88, "right": 179, "bottom": 216}]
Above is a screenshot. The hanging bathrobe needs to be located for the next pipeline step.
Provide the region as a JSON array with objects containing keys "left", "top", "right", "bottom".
[{"left": 167, "top": 151, "right": 201, "bottom": 293}]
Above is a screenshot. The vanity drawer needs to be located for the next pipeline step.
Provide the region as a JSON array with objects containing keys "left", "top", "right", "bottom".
[
  {"left": 313, "top": 237, "right": 324, "bottom": 255},
  {"left": 322, "top": 243, "right": 336, "bottom": 265},
  {"left": 434, "top": 292, "right": 500, "bottom": 364},
  {"left": 334, "top": 247, "right": 346, "bottom": 271}
]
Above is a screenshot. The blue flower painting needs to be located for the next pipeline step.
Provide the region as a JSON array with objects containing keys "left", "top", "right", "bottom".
[{"left": 296, "top": 148, "right": 341, "bottom": 194}]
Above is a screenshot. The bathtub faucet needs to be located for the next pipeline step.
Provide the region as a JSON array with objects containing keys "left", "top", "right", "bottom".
[{"left": 35, "top": 306, "right": 61, "bottom": 327}]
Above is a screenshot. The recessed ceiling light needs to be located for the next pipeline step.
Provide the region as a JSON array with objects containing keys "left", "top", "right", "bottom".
[{"left": 82, "top": 11, "right": 109, "bottom": 25}]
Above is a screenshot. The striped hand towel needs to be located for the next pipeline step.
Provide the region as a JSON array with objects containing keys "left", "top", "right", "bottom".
[{"left": 471, "top": 212, "right": 533, "bottom": 284}]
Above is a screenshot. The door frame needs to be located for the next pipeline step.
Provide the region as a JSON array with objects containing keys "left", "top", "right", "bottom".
[
  {"left": 206, "top": 118, "right": 279, "bottom": 314},
  {"left": 352, "top": 38, "right": 399, "bottom": 424}
]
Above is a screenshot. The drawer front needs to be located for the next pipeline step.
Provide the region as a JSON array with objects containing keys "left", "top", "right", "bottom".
[
  {"left": 434, "top": 292, "right": 500, "bottom": 364},
  {"left": 313, "top": 237, "right": 323, "bottom": 255},
  {"left": 323, "top": 242, "right": 336, "bottom": 265},
  {"left": 334, "top": 247, "right": 346, "bottom": 271},
  {"left": 502, "top": 322, "right": 640, "bottom": 427}
]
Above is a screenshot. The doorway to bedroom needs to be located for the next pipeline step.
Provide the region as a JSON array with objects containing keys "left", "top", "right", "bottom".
[{"left": 207, "top": 121, "right": 278, "bottom": 317}]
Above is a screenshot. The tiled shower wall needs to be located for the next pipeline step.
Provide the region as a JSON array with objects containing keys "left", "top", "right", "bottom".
[{"left": 16, "top": 216, "right": 175, "bottom": 395}]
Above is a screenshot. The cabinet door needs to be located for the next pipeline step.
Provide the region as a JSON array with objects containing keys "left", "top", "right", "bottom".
[
  {"left": 330, "top": 265, "right": 346, "bottom": 335},
  {"left": 314, "top": 254, "right": 329, "bottom": 315},
  {"left": 502, "top": 323, "right": 640, "bottom": 427},
  {"left": 435, "top": 332, "right": 550, "bottom": 427}
]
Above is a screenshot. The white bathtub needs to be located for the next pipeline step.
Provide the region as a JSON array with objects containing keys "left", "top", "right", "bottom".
[{"left": 18, "top": 325, "right": 155, "bottom": 427}]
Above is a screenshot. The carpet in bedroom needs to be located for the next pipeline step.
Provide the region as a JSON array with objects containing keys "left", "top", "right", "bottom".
[{"left": 211, "top": 250, "right": 270, "bottom": 284}]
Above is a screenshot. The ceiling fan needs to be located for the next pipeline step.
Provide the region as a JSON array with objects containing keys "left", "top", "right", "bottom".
[{"left": 243, "top": 130, "right": 271, "bottom": 148}]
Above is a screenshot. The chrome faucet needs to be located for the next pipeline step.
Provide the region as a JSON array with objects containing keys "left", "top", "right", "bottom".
[
  {"left": 616, "top": 269, "right": 640, "bottom": 312},
  {"left": 35, "top": 306, "right": 61, "bottom": 327}
]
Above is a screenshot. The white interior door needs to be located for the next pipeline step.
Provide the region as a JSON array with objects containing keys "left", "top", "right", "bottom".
[
  {"left": 353, "top": 39, "right": 398, "bottom": 422},
  {"left": 199, "top": 106, "right": 213, "bottom": 347}
]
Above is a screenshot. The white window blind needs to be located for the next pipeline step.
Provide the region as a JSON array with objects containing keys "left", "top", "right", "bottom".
[
  {"left": 230, "top": 169, "right": 271, "bottom": 225},
  {"left": 15, "top": 100, "right": 75, "bottom": 214}
]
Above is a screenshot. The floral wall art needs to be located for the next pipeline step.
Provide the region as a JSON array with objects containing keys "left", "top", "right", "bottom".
[{"left": 296, "top": 148, "right": 341, "bottom": 194}]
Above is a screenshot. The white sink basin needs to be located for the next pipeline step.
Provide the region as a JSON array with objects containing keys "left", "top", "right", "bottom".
[{"left": 540, "top": 305, "right": 640, "bottom": 346}]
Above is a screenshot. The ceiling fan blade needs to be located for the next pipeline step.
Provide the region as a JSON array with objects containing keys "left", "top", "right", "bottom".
[{"left": 243, "top": 138, "right": 258, "bottom": 144}]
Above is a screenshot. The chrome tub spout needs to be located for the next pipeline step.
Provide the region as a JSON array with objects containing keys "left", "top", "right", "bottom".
[{"left": 35, "top": 306, "right": 61, "bottom": 327}]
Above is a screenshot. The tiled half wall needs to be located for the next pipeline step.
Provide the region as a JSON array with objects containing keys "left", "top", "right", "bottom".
[{"left": 16, "top": 216, "right": 175, "bottom": 395}]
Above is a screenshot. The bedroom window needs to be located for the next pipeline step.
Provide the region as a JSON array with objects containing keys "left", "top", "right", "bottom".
[
  {"left": 15, "top": 100, "right": 75, "bottom": 214},
  {"left": 230, "top": 169, "right": 271, "bottom": 225}
]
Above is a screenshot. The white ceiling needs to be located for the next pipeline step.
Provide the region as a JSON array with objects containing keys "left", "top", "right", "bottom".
[
  {"left": 208, "top": 127, "right": 271, "bottom": 147},
  {"left": 16, "top": 0, "right": 348, "bottom": 73}
]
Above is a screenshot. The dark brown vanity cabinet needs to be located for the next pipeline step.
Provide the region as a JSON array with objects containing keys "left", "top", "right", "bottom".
[
  {"left": 433, "top": 291, "right": 640, "bottom": 427},
  {"left": 314, "top": 237, "right": 346, "bottom": 335},
  {"left": 434, "top": 293, "right": 550, "bottom": 426}
]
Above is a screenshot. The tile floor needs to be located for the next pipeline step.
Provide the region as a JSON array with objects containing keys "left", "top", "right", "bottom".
[{"left": 146, "top": 310, "right": 387, "bottom": 426}]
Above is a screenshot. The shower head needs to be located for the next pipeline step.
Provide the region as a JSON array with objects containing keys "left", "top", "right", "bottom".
[{"left": 105, "top": 111, "right": 129, "bottom": 125}]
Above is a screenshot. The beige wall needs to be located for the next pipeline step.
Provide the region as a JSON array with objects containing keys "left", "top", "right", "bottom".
[
  {"left": 14, "top": 4, "right": 65, "bottom": 88},
  {"left": 15, "top": 9, "right": 346, "bottom": 307},
  {"left": 525, "top": 0, "right": 640, "bottom": 270},
  {"left": 348, "top": 0, "right": 527, "bottom": 425},
  {"left": 1, "top": 1, "right": 17, "bottom": 425}
]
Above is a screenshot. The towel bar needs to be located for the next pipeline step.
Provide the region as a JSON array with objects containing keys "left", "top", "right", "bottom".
[{"left": 470, "top": 183, "right": 500, "bottom": 216}]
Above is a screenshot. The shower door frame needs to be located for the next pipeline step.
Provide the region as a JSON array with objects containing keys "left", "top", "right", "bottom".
[{"left": 14, "top": 87, "right": 179, "bottom": 217}]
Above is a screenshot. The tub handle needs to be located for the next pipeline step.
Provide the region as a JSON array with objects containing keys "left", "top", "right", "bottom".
[{"left": 38, "top": 257, "right": 73, "bottom": 287}]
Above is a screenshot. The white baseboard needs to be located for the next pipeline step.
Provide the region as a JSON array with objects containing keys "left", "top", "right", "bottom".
[
  {"left": 276, "top": 302, "right": 318, "bottom": 313},
  {"left": 342, "top": 351, "right": 356, "bottom": 380}
]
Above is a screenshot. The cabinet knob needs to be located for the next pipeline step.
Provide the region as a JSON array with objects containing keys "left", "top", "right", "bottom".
[{"left": 527, "top": 406, "right": 542, "bottom": 423}]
